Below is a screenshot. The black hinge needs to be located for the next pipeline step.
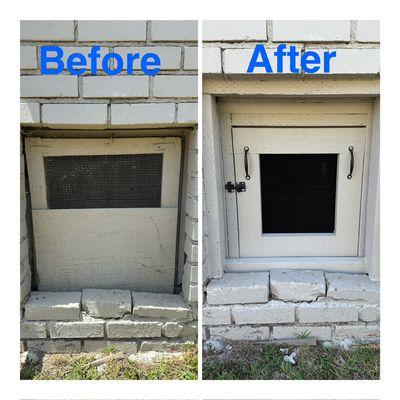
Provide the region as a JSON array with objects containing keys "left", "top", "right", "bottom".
[{"left": 225, "top": 181, "right": 246, "bottom": 193}]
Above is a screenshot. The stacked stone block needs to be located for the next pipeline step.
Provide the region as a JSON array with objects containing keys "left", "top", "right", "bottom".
[
  {"left": 203, "top": 271, "right": 379, "bottom": 343},
  {"left": 20, "top": 142, "right": 31, "bottom": 305},
  {"left": 21, "top": 289, "right": 197, "bottom": 354},
  {"left": 182, "top": 128, "right": 198, "bottom": 310}
]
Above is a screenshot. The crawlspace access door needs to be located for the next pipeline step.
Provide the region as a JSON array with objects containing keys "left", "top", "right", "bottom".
[
  {"left": 25, "top": 137, "right": 181, "bottom": 293},
  {"left": 231, "top": 127, "right": 366, "bottom": 257}
]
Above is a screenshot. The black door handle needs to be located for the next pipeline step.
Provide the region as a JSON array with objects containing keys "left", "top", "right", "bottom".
[
  {"left": 347, "top": 146, "right": 354, "bottom": 179},
  {"left": 244, "top": 146, "right": 250, "bottom": 180}
]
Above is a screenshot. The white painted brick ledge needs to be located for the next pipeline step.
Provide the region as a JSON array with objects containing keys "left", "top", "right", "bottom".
[
  {"left": 205, "top": 271, "right": 379, "bottom": 343},
  {"left": 21, "top": 102, "right": 198, "bottom": 127}
]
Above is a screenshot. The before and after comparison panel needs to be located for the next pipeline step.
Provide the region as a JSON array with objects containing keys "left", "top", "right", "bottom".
[{"left": 16, "top": 16, "right": 382, "bottom": 397}]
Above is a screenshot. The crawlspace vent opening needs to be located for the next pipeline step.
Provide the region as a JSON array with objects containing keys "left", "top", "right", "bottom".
[
  {"left": 44, "top": 154, "right": 163, "bottom": 209},
  {"left": 260, "top": 153, "right": 338, "bottom": 234}
]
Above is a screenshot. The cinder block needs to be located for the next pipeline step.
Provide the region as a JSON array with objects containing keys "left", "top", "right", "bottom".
[
  {"left": 356, "top": 21, "right": 380, "bottom": 43},
  {"left": 270, "top": 270, "right": 326, "bottom": 302},
  {"left": 27, "top": 339, "right": 81, "bottom": 353},
  {"left": 202, "top": 47, "right": 221, "bottom": 73},
  {"left": 82, "top": 289, "right": 132, "bottom": 318},
  {"left": 359, "top": 304, "right": 380, "bottom": 322},
  {"left": 335, "top": 324, "right": 380, "bottom": 341},
  {"left": 203, "top": 305, "right": 231, "bottom": 325},
  {"left": 106, "top": 321, "right": 162, "bottom": 338},
  {"left": 185, "top": 217, "right": 198, "bottom": 241},
  {"left": 20, "top": 46, "right": 37, "bottom": 69},
  {"left": 203, "top": 20, "right": 267, "bottom": 41},
  {"left": 188, "top": 128, "right": 197, "bottom": 150},
  {"left": 183, "top": 261, "right": 198, "bottom": 284},
  {"left": 182, "top": 278, "right": 198, "bottom": 304},
  {"left": 24, "top": 291, "right": 81, "bottom": 321},
  {"left": 181, "top": 321, "right": 197, "bottom": 339},
  {"left": 49, "top": 321, "right": 105, "bottom": 338},
  {"left": 184, "top": 237, "right": 198, "bottom": 263},
  {"left": 326, "top": 273, "right": 380, "bottom": 302},
  {"left": 162, "top": 322, "right": 184, "bottom": 338},
  {"left": 21, "top": 21, "right": 75, "bottom": 41},
  {"left": 210, "top": 325, "right": 270, "bottom": 341},
  {"left": 232, "top": 301, "right": 295, "bottom": 325},
  {"left": 272, "top": 20, "right": 351, "bottom": 42},
  {"left": 187, "top": 151, "right": 198, "bottom": 174},
  {"left": 140, "top": 340, "right": 193, "bottom": 352},
  {"left": 272, "top": 325, "right": 332, "bottom": 341},
  {"left": 310, "top": 49, "right": 380, "bottom": 75},
  {"left": 177, "top": 103, "right": 197, "bottom": 123},
  {"left": 153, "top": 75, "right": 197, "bottom": 98},
  {"left": 184, "top": 47, "right": 198, "bottom": 70},
  {"left": 42, "top": 104, "right": 107, "bottom": 126},
  {"left": 207, "top": 272, "right": 269, "bottom": 305},
  {"left": 114, "top": 46, "right": 181, "bottom": 70},
  {"left": 186, "top": 173, "right": 198, "bottom": 197},
  {"left": 223, "top": 48, "right": 302, "bottom": 74},
  {"left": 83, "top": 340, "right": 138, "bottom": 354},
  {"left": 132, "top": 292, "right": 190, "bottom": 320},
  {"left": 111, "top": 103, "right": 175, "bottom": 126},
  {"left": 21, "top": 75, "right": 78, "bottom": 98},
  {"left": 77, "top": 21, "right": 146, "bottom": 41},
  {"left": 20, "top": 102, "right": 40, "bottom": 124},
  {"left": 185, "top": 196, "right": 198, "bottom": 219},
  {"left": 83, "top": 76, "right": 149, "bottom": 98},
  {"left": 298, "top": 299, "right": 359, "bottom": 323},
  {"left": 151, "top": 21, "right": 197, "bottom": 41},
  {"left": 21, "top": 321, "right": 47, "bottom": 339}
]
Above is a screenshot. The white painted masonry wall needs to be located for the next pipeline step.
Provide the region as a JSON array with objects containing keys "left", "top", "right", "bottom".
[
  {"left": 20, "top": 21, "right": 198, "bottom": 307},
  {"left": 202, "top": 20, "right": 380, "bottom": 282}
]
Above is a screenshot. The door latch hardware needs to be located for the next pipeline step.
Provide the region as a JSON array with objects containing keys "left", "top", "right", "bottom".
[
  {"left": 235, "top": 182, "right": 247, "bottom": 192},
  {"left": 225, "top": 181, "right": 246, "bottom": 193},
  {"left": 225, "top": 181, "right": 236, "bottom": 192}
]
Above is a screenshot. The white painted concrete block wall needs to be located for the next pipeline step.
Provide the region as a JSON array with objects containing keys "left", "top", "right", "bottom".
[
  {"left": 20, "top": 21, "right": 198, "bottom": 309},
  {"left": 20, "top": 20, "right": 198, "bottom": 128},
  {"left": 203, "top": 20, "right": 380, "bottom": 75},
  {"left": 183, "top": 128, "right": 198, "bottom": 306},
  {"left": 20, "top": 142, "right": 31, "bottom": 304}
]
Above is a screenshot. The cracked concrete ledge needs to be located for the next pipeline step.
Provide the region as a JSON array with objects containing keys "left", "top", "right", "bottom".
[{"left": 20, "top": 289, "right": 197, "bottom": 354}]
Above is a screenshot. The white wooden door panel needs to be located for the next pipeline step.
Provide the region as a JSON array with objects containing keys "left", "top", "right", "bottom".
[{"left": 232, "top": 127, "right": 366, "bottom": 257}]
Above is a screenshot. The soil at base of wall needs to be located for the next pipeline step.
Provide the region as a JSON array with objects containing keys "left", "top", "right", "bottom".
[
  {"left": 20, "top": 346, "right": 198, "bottom": 380},
  {"left": 202, "top": 341, "right": 379, "bottom": 380}
]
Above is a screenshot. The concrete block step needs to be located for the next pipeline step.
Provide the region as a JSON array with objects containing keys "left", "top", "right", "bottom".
[
  {"left": 326, "top": 273, "right": 380, "bottom": 302},
  {"left": 24, "top": 291, "right": 81, "bottom": 321},
  {"left": 132, "top": 292, "right": 191, "bottom": 320},
  {"left": 207, "top": 272, "right": 270, "bottom": 305}
]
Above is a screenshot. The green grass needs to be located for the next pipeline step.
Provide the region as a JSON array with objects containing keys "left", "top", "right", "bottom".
[
  {"left": 21, "top": 346, "right": 198, "bottom": 380},
  {"left": 203, "top": 342, "right": 379, "bottom": 380}
]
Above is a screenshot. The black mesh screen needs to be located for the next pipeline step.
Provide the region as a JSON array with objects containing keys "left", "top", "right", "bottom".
[
  {"left": 260, "top": 154, "right": 337, "bottom": 233},
  {"left": 44, "top": 154, "right": 163, "bottom": 209}
]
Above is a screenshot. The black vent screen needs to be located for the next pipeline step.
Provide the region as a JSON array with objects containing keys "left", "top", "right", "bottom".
[
  {"left": 260, "top": 154, "right": 337, "bottom": 233},
  {"left": 44, "top": 154, "right": 163, "bottom": 209}
]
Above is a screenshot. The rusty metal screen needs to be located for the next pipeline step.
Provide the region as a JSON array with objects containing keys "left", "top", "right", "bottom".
[{"left": 44, "top": 154, "right": 163, "bottom": 209}]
